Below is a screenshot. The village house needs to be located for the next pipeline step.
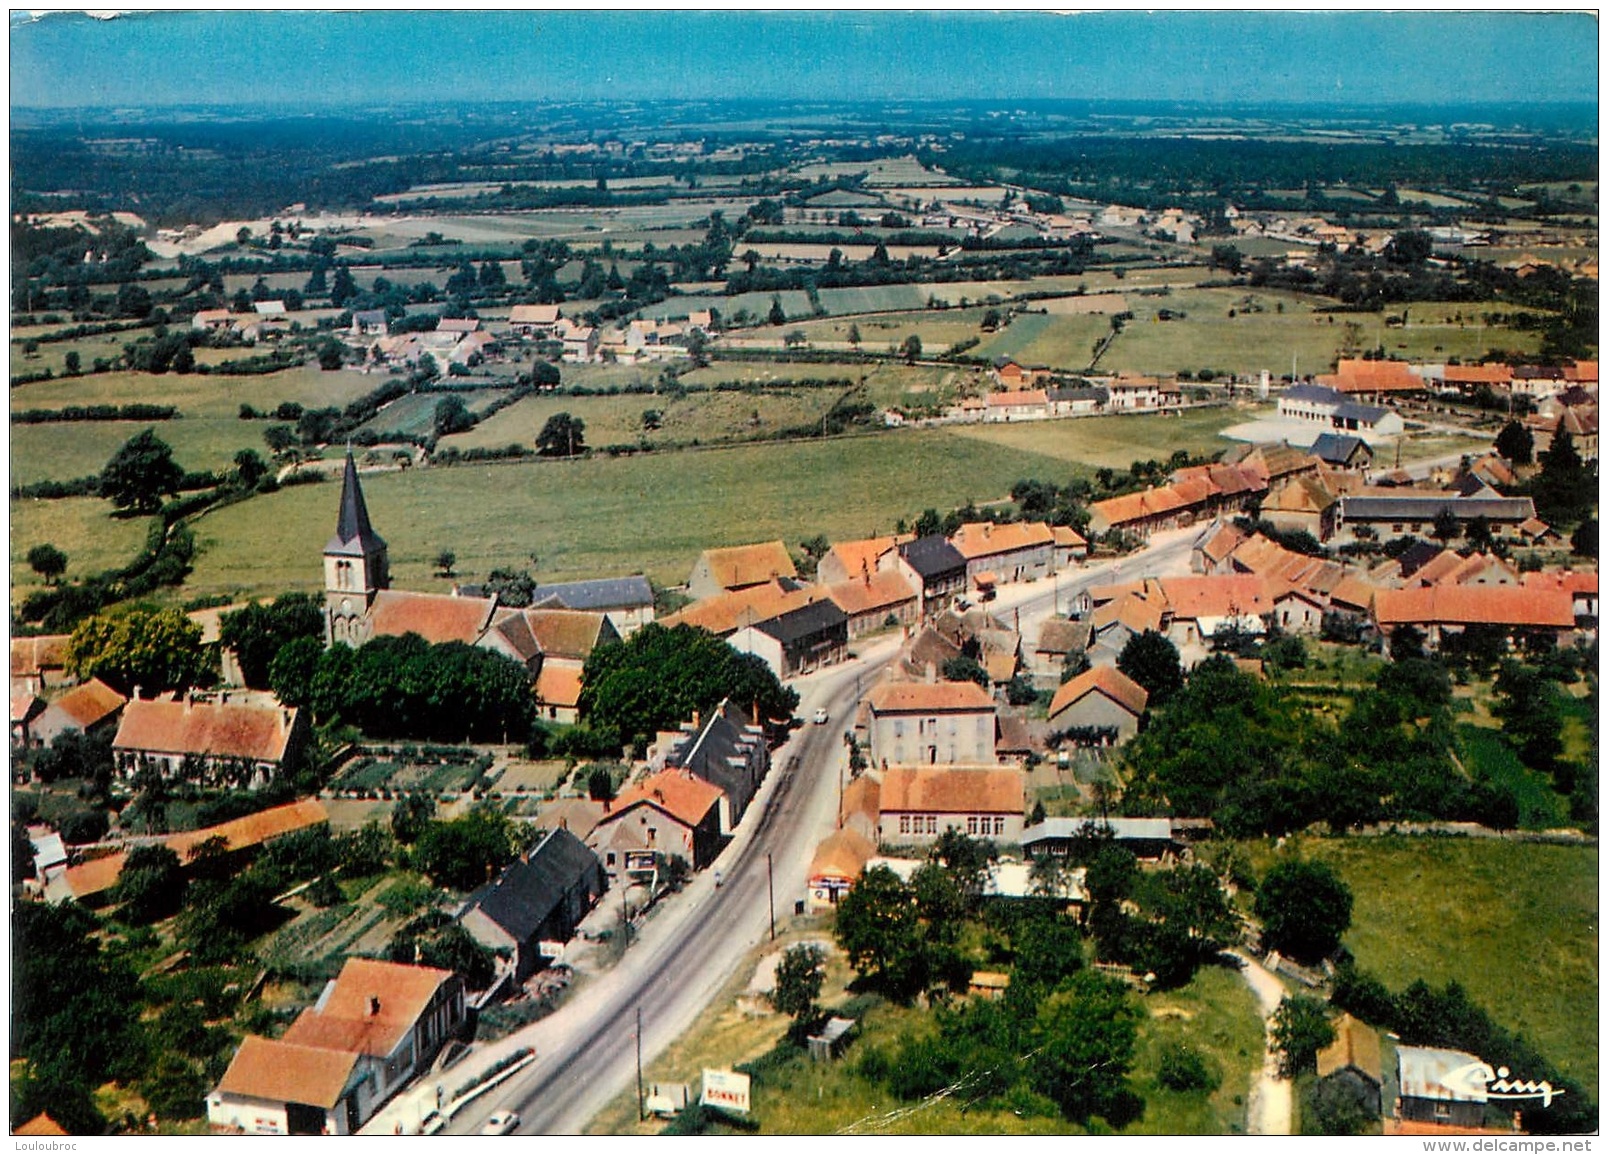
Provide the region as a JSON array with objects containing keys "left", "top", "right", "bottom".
[
  {"left": 1319, "top": 358, "right": 1423, "bottom": 398},
  {"left": 208, "top": 959, "right": 466, "bottom": 1136},
  {"left": 1310, "top": 432, "right": 1374, "bottom": 471},
  {"left": 1261, "top": 473, "right": 1342, "bottom": 541},
  {"left": 687, "top": 540, "right": 798, "bottom": 600},
  {"left": 984, "top": 389, "right": 1050, "bottom": 422},
  {"left": 11, "top": 633, "right": 72, "bottom": 696},
  {"left": 863, "top": 679, "right": 997, "bottom": 766},
  {"left": 1046, "top": 385, "right": 1108, "bottom": 417},
  {"left": 12, "top": 690, "right": 44, "bottom": 750},
  {"left": 555, "top": 317, "right": 599, "bottom": 362},
  {"left": 658, "top": 699, "right": 770, "bottom": 828},
  {"left": 27, "top": 677, "right": 126, "bottom": 749},
  {"left": 824, "top": 570, "right": 920, "bottom": 639},
  {"left": 1030, "top": 618, "right": 1093, "bottom": 684},
  {"left": 587, "top": 769, "right": 728, "bottom": 885},
  {"left": 729, "top": 599, "right": 850, "bottom": 678},
  {"left": 806, "top": 827, "right": 877, "bottom": 911},
  {"left": 895, "top": 535, "right": 969, "bottom": 617},
  {"left": 457, "top": 827, "right": 606, "bottom": 983},
  {"left": 949, "top": 521, "right": 1055, "bottom": 587},
  {"left": 1331, "top": 492, "right": 1542, "bottom": 545},
  {"left": 527, "top": 575, "right": 655, "bottom": 637},
  {"left": 1316, "top": 1014, "right": 1383, "bottom": 1120},
  {"left": 1372, "top": 585, "right": 1577, "bottom": 655},
  {"left": 817, "top": 536, "right": 899, "bottom": 586},
  {"left": 1046, "top": 665, "right": 1148, "bottom": 745},
  {"left": 349, "top": 309, "right": 389, "bottom": 338},
  {"left": 877, "top": 765, "right": 1025, "bottom": 846},
  {"left": 1526, "top": 404, "right": 1598, "bottom": 461},
  {"left": 661, "top": 579, "right": 823, "bottom": 638},
  {"left": 1051, "top": 525, "right": 1090, "bottom": 567},
  {"left": 1104, "top": 372, "right": 1179, "bottom": 411},
  {"left": 1521, "top": 569, "right": 1599, "bottom": 623},
  {"left": 112, "top": 691, "right": 306, "bottom": 789},
  {"left": 1509, "top": 364, "right": 1568, "bottom": 401},
  {"left": 506, "top": 304, "right": 561, "bottom": 338}
]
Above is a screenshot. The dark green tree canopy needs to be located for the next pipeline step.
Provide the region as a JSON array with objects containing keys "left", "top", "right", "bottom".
[
  {"left": 1116, "top": 629, "right": 1183, "bottom": 707},
  {"left": 1494, "top": 419, "right": 1534, "bottom": 466},
  {"left": 579, "top": 623, "right": 798, "bottom": 746},
  {"left": 536, "top": 411, "right": 586, "bottom": 457},
  {"left": 99, "top": 428, "right": 184, "bottom": 513},
  {"left": 219, "top": 593, "right": 324, "bottom": 690},
  {"left": 67, "top": 606, "right": 208, "bottom": 696},
  {"left": 1255, "top": 857, "right": 1353, "bottom": 964}
]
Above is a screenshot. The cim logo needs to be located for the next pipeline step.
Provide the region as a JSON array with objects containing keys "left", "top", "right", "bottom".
[{"left": 1443, "top": 1061, "right": 1565, "bottom": 1108}]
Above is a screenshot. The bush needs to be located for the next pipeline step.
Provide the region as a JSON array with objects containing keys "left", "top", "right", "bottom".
[{"left": 1156, "top": 1043, "right": 1219, "bottom": 1092}]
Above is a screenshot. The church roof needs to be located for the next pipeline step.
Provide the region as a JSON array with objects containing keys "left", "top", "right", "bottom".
[{"left": 325, "top": 451, "right": 388, "bottom": 558}]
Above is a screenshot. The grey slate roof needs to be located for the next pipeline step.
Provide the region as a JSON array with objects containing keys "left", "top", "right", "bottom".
[
  {"left": 460, "top": 827, "right": 600, "bottom": 943},
  {"left": 1282, "top": 383, "right": 1344, "bottom": 406},
  {"left": 325, "top": 450, "right": 388, "bottom": 558},
  {"left": 1311, "top": 433, "right": 1371, "bottom": 464},
  {"left": 530, "top": 575, "right": 654, "bottom": 612},
  {"left": 668, "top": 700, "right": 766, "bottom": 823},
  {"left": 1333, "top": 401, "right": 1390, "bottom": 423},
  {"left": 753, "top": 599, "right": 849, "bottom": 646},
  {"left": 1021, "top": 817, "right": 1175, "bottom": 844},
  {"left": 1047, "top": 386, "right": 1109, "bottom": 404},
  {"left": 1340, "top": 495, "right": 1536, "bottom": 522},
  {"left": 899, "top": 535, "right": 967, "bottom": 580}
]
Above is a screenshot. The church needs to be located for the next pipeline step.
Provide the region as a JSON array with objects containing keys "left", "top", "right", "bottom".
[{"left": 320, "top": 451, "right": 621, "bottom": 721}]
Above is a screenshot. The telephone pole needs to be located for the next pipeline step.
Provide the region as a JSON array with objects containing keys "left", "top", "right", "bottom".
[
  {"left": 767, "top": 853, "right": 776, "bottom": 941},
  {"left": 636, "top": 1006, "right": 645, "bottom": 1121}
]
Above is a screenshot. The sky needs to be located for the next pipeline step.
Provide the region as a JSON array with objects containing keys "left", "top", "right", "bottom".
[{"left": 8, "top": 9, "right": 1600, "bottom": 112}]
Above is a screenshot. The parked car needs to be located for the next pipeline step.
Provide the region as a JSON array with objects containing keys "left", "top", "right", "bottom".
[
  {"left": 813, "top": 708, "right": 829, "bottom": 724},
  {"left": 481, "top": 1111, "right": 520, "bottom": 1135}
]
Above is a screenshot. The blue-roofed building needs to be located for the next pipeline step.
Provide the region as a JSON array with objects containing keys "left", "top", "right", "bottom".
[
  {"left": 1311, "top": 432, "right": 1375, "bottom": 470},
  {"left": 1333, "top": 401, "right": 1404, "bottom": 437}
]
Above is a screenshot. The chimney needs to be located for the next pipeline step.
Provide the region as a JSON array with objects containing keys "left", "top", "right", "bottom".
[
  {"left": 925, "top": 661, "right": 937, "bottom": 684},
  {"left": 280, "top": 709, "right": 291, "bottom": 732},
  {"left": 368, "top": 996, "right": 381, "bottom": 1017},
  {"left": 692, "top": 709, "right": 701, "bottom": 730},
  {"left": 132, "top": 684, "right": 143, "bottom": 701}
]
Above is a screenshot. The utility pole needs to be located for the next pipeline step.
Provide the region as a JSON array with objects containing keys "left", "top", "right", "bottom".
[
  {"left": 767, "top": 853, "right": 776, "bottom": 941},
  {"left": 636, "top": 1006, "right": 645, "bottom": 1121}
]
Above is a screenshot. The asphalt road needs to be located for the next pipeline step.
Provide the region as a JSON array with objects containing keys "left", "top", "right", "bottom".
[{"left": 438, "top": 527, "right": 1199, "bottom": 1136}]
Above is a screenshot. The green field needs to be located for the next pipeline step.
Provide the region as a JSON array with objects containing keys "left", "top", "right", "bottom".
[
  {"left": 787, "top": 307, "right": 994, "bottom": 352},
  {"left": 1454, "top": 725, "right": 1568, "bottom": 829},
  {"left": 11, "top": 497, "right": 155, "bottom": 600},
  {"left": 354, "top": 388, "right": 510, "bottom": 439},
  {"left": 442, "top": 387, "right": 845, "bottom": 453},
  {"left": 1243, "top": 837, "right": 1598, "bottom": 1088},
  {"left": 973, "top": 311, "right": 1116, "bottom": 371},
  {"left": 11, "top": 417, "right": 275, "bottom": 486},
  {"left": 947, "top": 406, "right": 1249, "bottom": 469},
  {"left": 175, "top": 427, "right": 1077, "bottom": 601},
  {"left": 10, "top": 366, "right": 377, "bottom": 420}
]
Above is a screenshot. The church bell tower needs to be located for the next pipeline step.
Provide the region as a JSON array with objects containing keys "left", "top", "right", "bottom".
[{"left": 324, "top": 449, "right": 389, "bottom": 646}]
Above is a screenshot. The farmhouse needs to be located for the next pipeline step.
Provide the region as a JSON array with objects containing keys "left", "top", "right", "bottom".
[
  {"left": 1031, "top": 618, "right": 1092, "bottom": 682},
  {"left": 984, "top": 389, "right": 1050, "bottom": 422},
  {"left": 457, "top": 827, "right": 606, "bottom": 982},
  {"left": 1046, "top": 385, "right": 1108, "bottom": 416},
  {"left": 1332, "top": 493, "right": 1541, "bottom": 545},
  {"left": 662, "top": 579, "right": 823, "bottom": 638},
  {"left": 895, "top": 535, "right": 969, "bottom": 616},
  {"left": 949, "top": 521, "right": 1055, "bottom": 586},
  {"left": 208, "top": 959, "right": 466, "bottom": 1135},
  {"left": 824, "top": 570, "right": 920, "bottom": 638},
  {"left": 587, "top": 769, "right": 727, "bottom": 881},
  {"left": 877, "top": 766, "right": 1024, "bottom": 846},
  {"left": 507, "top": 304, "right": 561, "bottom": 337},
  {"left": 660, "top": 699, "right": 770, "bottom": 827},
  {"left": 817, "top": 535, "right": 900, "bottom": 586},
  {"left": 1261, "top": 473, "right": 1341, "bottom": 541},
  {"left": 729, "top": 598, "right": 850, "bottom": 678},
  {"left": 1310, "top": 433, "right": 1374, "bottom": 470},
  {"left": 528, "top": 575, "right": 655, "bottom": 637},
  {"left": 1372, "top": 585, "right": 1577, "bottom": 655},
  {"left": 11, "top": 633, "right": 72, "bottom": 695},
  {"left": 864, "top": 679, "right": 997, "bottom": 766},
  {"left": 27, "top": 677, "right": 126, "bottom": 749},
  {"left": 687, "top": 540, "right": 798, "bottom": 600},
  {"left": 112, "top": 692, "right": 305, "bottom": 789},
  {"left": 1319, "top": 358, "right": 1422, "bottom": 397},
  {"left": 1316, "top": 1014, "right": 1383, "bottom": 1119},
  {"left": 1046, "top": 666, "right": 1148, "bottom": 745}
]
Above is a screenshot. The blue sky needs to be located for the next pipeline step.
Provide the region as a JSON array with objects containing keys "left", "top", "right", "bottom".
[{"left": 9, "top": 10, "right": 1599, "bottom": 111}]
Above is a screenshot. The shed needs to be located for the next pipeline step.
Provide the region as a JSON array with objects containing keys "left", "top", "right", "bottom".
[{"left": 807, "top": 1017, "right": 857, "bottom": 1063}]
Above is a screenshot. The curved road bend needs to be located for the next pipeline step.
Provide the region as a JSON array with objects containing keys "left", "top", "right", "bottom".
[{"left": 435, "top": 527, "right": 1199, "bottom": 1136}]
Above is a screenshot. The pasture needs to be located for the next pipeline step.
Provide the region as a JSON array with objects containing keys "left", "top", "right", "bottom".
[
  {"left": 353, "top": 388, "right": 511, "bottom": 440},
  {"left": 11, "top": 417, "right": 271, "bottom": 486},
  {"left": 947, "top": 406, "right": 1251, "bottom": 469},
  {"left": 177, "top": 427, "right": 1077, "bottom": 600},
  {"left": 1242, "top": 836, "right": 1598, "bottom": 1089},
  {"left": 973, "top": 311, "right": 1116, "bottom": 370},
  {"left": 10, "top": 498, "right": 153, "bottom": 599},
  {"left": 10, "top": 366, "right": 377, "bottom": 419}
]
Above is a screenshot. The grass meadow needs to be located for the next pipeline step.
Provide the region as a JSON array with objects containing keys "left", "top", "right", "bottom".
[
  {"left": 176, "top": 426, "right": 1079, "bottom": 600},
  {"left": 947, "top": 405, "right": 1252, "bottom": 469},
  {"left": 10, "top": 366, "right": 377, "bottom": 419},
  {"left": 10, "top": 498, "right": 154, "bottom": 600},
  {"left": 1241, "top": 836, "right": 1598, "bottom": 1088},
  {"left": 10, "top": 417, "right": 271, "bottom": 486}
]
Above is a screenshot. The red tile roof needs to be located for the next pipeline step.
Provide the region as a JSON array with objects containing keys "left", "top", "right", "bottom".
[
  {"left": 1052, "top": 526, "right": 1087, "bottom": 548},
  {"left": 825, "top": 571, "right": 918, "bottom": 616},
  {"left": 519, "top": 608, "right": 611, "bottom": 659},
  {"left": 113, "top": 695, "right": 299, "bottom": 764},
  {"left": 605, "top": 769, "right": 725, "bottom": 829},
  {"left": 696, "top": 541, "right": 797, "bottom": 591},
  {"left": 10, "top": 635, "right": 70, "bottom": 678},
  {"left": 949, "top": 521, "right": 1055, "bottom": 560},
  {"left": 841, "top": 775, "right": 881, "bottom": 825},
  {"left": 43, "top": 677, "right": 126, "bottom": 729},
  {"left": 281, "top": 958, "right": 455, "bottom": 1059},
  {"left": 534, "top": 663, "right": 584, "bottom": 710},
  {"left": 986, "top": 389, "right": 1049, "bottom": 408},
  {"left": 216, "top": 1035, "right": 360, "bottom": 1109},
  {"left": 880, "top": 766, "right": 1024, "bottom": 815},
  {"left": 1048, "top": 666, "right": 1149, "bottom": 720},
  {"left": 1374, "top": 586, "right": 1575, "bottom": 628},
  {"left": 823, "top": 536, "right": 898, "bottom": 581},
  {"left": 1522, "top": 570, "right": 1598, "bottom": 596},
  {"left": 1441, "top": 363, "right": 1512, "bottom": 385},
  {"left": 367, "top": 590, "right": 497, "bottom": 646},
  {"left": 662, "top": 580, "right": 825, "bottom": 636},
  {"left": 14, "top": 1115, "right": 69, "bottom": 1136},
  {"left": 1328, "top": 575, "right": 1378, "bottom": 613},
  {"left": 809, "top": 828, "right": 876, "bottom": 884},
  {"left": 865, "top": 680, "right": 996, "bottom": 714},
  {"left": 1092, "top": 593, "right": 1164, "bottom": 636},
  {"left": 1324, "top": 358, "right": 1422, "bottom": 393}
]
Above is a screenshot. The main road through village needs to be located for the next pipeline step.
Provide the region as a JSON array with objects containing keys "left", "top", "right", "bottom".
[{"left": 365, "top": 528, "right": 1198, "bottom": 1137}]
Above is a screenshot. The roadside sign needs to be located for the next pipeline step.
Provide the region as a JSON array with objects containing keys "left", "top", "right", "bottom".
[{"left": 700, "top": 1069, "right": 751, "bottom": 1114}]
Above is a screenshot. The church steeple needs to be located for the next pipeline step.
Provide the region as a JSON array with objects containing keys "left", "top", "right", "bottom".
[{"left": 324, "top": 450, "right": 388, "bottom": 646}]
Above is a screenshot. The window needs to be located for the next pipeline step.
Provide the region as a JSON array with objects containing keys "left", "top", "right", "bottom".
[
  {"left": 926, "top": 816, "right": 938, "bottom": 834},
  {"left": 994, "top": 816, "right": 1005, "bottom": 836},
  {"left": 606, "top": 852, "right": 616, "bottom": 867},
  {"left": 899, "top": 815, "right": 910, "bottom": 835},
  {"left": 894, "top": 719, "right": 905, "bottom": 738},
  {"left": 966, "top": 816, "right": 978, "bottom": 835}
]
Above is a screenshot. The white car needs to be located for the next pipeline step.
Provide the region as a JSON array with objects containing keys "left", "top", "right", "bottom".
[
  {"left": 481, "top": 1111, "right": 520, "bottom": 1135},
  {"left": 813, "top": 708, "right": 829, "bottom": 724},
  {"left": 419, "top": 1112, "right": 448, "bottom": 1135}
]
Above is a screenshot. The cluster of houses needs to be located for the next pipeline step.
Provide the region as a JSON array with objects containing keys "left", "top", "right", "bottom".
[
  {"left": 191, "top": 300, "right": 297, "bottom": 343},
  {"left": 947, "top": 362, "right": 1185, "bottom": 423}
]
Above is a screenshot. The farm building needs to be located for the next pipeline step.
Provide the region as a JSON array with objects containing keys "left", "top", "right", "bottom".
[
  {"left": 1021, "top": 817, "right": 1179, "bottom": 861},
  {"left": 27, "top": 677, "right": 126, "bottom": 749},
  {"left": 112, "top": 692, "right": 306, "bottom": 789},
  {"left": 1046, "top": 666, "right": 1148, "bottom": 745},
  {"left": 877, "top": 765, "right": 1025, "bottom": 846},
  {"left": 458, "top": 828, "right": 606, "bottom": 982},
  {"left": 687, "top": 540, "right": 798, "bottom": 600},
  {"left": 863, "top": 679, "right": 998, "bottom": 767}
]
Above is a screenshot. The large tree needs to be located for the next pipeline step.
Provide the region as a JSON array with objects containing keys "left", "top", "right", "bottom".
[
  {"left": 415, "top": 808, "right": 523, "bottom": 890},
  {"left": 26, "top": 543, "right": 67, "bottom": 584},
  {"left": 112, "top": 843, "right": 186, "bottom": 923},
  {"left": 833, "top": 864, "right": 926, "bottom": 1000},
  {"left": 1255, "top": 857, "right": 1353, "bottom": 964},
  {"left": 219, "top": 593, "right": 324, "bottom": 689},
  {"left": 1494, "top": 419, "right": 1534, "bottom": 466},
  {"left": 1029, "top": 970, "right": 1143, "bottom": 1123},
  {"left": 1533, "top": 429, "right": 1596, "bottom": 527},
  {"left": 579, "top": 623, "right": 799, "bottom": 747},
  {"left": 536, "top": 411, "right": 586, "bottom": 457},
  {"left": 99, "top": 428, "right": 184, "bottom": 513},
  {"left": 1116, "top": 629, "right": 1183, "bottom": 707},
  {"left": 67, "top": 606, "right": 208, "bottom": 696},
  {"left": 1271, "top": 994, "right": 1336, "bottom": 1077},
  {"left": 770, "top": 943, "right": 826, "bottom": 1040}
]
